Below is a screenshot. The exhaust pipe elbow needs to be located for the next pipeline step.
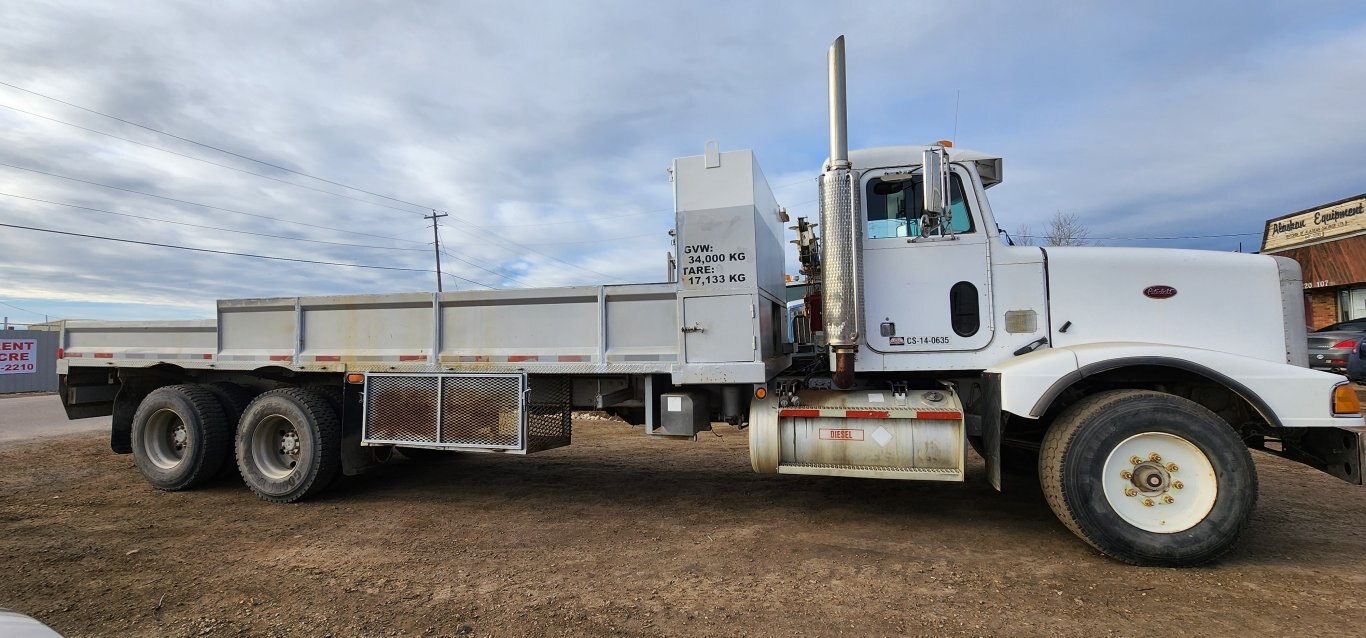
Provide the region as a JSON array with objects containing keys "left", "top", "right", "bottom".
[{"left": 833, "top": 350, "right": 856, "bottom": 389}]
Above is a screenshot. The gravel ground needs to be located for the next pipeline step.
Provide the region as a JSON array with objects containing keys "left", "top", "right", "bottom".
[{"left": 2, "top": 418, "right": 1365, "bottom": 637}]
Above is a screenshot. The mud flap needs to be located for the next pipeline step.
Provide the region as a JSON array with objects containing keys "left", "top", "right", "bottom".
[{"left": 981, "top": 372, "right": 1003, "bottom": 491}]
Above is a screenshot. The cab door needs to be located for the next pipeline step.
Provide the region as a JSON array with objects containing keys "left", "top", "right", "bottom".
[{"left": 861, "top": 165, "right": 993, "bottom": 354}]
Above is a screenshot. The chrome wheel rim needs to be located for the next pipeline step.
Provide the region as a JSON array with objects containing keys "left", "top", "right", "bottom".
[
  {"left": 249, "top": 414, "right": 302, "bottom": 480},
  {"left": 144, "top": 408, "right": 190, "bottom": 470}
]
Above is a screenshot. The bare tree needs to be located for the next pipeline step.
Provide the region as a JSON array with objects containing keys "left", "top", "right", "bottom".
[{"left": 1016, "top": 212, "right": 1090, "bottom": 247}]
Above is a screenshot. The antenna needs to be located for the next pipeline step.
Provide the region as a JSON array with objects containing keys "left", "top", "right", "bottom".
[{"left": 952, "top": 89, "right": 961, "bottom": 146}]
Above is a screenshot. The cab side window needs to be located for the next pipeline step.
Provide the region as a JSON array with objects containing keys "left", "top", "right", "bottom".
[{"left": 866, "top": 173, "right": 974, "bottom": 239}]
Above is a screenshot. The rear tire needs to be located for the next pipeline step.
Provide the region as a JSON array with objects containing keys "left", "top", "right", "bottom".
[
  {"left": 204, "top": 382, "right": 254, "bottom": 427},
  {"left": 236, "top": 388, "right": 342, "bottom": 503},
  {"left": 203, "top": 382, "right": 255, "bottom": 479},
  {"left": 131, "top": 385, "right": 231, "bottom": 491},
  {"left": 1039, "top": 390, "right": 1257, "bottom": 567}
]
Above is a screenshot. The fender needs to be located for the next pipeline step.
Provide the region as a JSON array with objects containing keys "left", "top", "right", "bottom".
[{"left": 986, "top": 342, "right": 1363, "bottom": 430}]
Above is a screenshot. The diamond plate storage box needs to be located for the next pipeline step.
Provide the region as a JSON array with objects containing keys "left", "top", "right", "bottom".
[{"left": 362, "top": 373, "right": 571, "bottom": 454}]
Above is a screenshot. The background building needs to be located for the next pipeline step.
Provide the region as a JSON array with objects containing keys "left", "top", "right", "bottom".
[{"left": 1261, "top": 194, "right": 1366, "bottom": 328}]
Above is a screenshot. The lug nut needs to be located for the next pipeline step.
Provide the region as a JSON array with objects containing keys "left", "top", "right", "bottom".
[
  {"left": 1130, "top": 456, "right": 1143, "bottom": 465},
  {"left": 1172, "top": 481, "right": 1184, "bottom": 490},
  {"left": 1142, "top": 498, "right": 1155, "bottom": 507},
  {"left": 1124, "top": 487, "right": 1138, "bottom": 497},
  {"left": 1149, "top": 453, "right": 1162, "bottom": 462},
  {"left": 1162, "top": 495, "right": 1175, "bottom": 504},
  {"left": 1120, "top": 470, "right": 1133, "bottom": 480},
  {"left": 1166, "top": 463, "right": 1179, "bottom": 472}
]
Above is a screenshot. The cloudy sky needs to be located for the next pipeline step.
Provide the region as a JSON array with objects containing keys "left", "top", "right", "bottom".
[{"left": 1, "top": 1, "right": 1364, "bottom": 323}]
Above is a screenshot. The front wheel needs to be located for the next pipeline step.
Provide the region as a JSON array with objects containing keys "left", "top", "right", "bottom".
[
  {"left": 1039, "top": 390, "right": 1257, "bottom": 567},
  {"left": 236, "top": 388, "right": 342, "bottom": 503}
]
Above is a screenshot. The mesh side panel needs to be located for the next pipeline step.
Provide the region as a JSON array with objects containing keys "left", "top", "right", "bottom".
[
  {"left": 364, "top": 375, "right": 439, "bottom": 442},
  {"left": 440, "top": 376, "right": 522, "bottom": 448},
  {"left": 526, "top": 376, "right": 572, "bottom": 453}
]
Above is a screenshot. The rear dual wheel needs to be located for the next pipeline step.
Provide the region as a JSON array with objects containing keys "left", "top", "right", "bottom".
[
  {"left": 236, "top": 388, "right": 342, "bottom": 503},
  {"left": 1040, "top": 390, "right": 1257, "bottom": 567},
  {"left": 131, "top": 385, "right": 232, "bottom": 491}
]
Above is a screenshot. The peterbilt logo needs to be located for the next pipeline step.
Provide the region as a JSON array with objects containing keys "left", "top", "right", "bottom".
[{"left": 1143, "top": 285, "right": 1178, "bottom": 299}]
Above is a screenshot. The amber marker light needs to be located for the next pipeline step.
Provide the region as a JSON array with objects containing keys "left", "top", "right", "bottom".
[
  {"left": 1333, "top": 383, "right": 1361, "bottom": 416},
  {"left": 755, "top": 387, "right": 767, "bottom": 400},
  {"left": 346, "top": 373, "right": 365, "bottom": 384}
]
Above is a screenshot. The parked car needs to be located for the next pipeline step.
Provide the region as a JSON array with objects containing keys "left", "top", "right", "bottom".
[
  {"left": 1309, "top": 317, "right": 1366, "bottom": 375},
  {"left": 1347, "top": 338, "right": 1366, "bottom": 383}
]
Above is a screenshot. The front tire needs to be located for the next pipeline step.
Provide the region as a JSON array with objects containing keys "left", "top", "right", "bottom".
[
  {"left": 131, "top": 385, "right": 231, "bottom": 491},
  {"left": 236, "top": 388, "right": 342, "bottom": 503},
  {"left": 1039, "top": 390, "right": 1257, "bottom": 567}
]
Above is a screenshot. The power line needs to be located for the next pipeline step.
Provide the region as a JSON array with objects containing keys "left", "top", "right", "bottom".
[
  {"left": 0, "top": 191, "right": 428, "bottom": 252},
  {"left": 0, "top": 221, "right": 464, "bottom": 276},
  {"left": 3, "top": 78, "right": 827, "bottom": 212},
  {"left": 0, "top": 91, "right": 637, "bottom": 281},
  {"left": 1, "top": 104, "right": 617, "bottom": 280},
  {"left": 0, "top": 161, "right": 426, "bottom": 245},
  {"left": 0, "top": 299, "right": 49, "bottom": 319},
  {"left": 477, "top": 208, "right": 667, "bottom": 228},
  {"left": 0, "top": 102, "right": 422, "bottom": 218},
  {"left": 437, "top": 245, "right": 533, "bottom": 288},
  {"left": 518, "top": 231, "right": 663, "bottom": 246},
  {"left": 0, "top": 79, "right": 438, "bottom": 211}
]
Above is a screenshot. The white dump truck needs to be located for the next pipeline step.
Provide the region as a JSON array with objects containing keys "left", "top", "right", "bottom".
[{"left": 57, "top": 37, "right": 1363, "bottom": 566}]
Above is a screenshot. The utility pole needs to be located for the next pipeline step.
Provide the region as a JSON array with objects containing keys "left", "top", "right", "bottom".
[{"left": 425, "top": 210, "right": 450, "bottom": 292}]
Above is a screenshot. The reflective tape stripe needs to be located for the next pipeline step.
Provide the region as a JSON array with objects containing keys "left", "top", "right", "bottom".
[
  {"left": 917, "top": 411, "right": 962, "bottom": 420},
  {"left": 779, "top": 409, "right": 821, "bottom": 418},
  {"left": 845, "top": 410, "right": 889, "bottom": 419}
]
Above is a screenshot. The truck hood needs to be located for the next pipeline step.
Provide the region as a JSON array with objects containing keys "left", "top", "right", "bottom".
[{"left": 1042, "top": 247, "right": 1299, "bottom": 365}]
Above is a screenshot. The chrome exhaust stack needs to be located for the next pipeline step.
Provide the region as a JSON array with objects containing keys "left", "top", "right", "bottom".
[{"left": 818, "top": 36, "right": 862, "bottom": 388}]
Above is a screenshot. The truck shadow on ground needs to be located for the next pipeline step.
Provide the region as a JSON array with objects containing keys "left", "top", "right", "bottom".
[{"left": 252, "top": 432, "right": 1364, "bottom": 570}]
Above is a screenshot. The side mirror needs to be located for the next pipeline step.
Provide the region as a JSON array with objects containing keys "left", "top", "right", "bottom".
[{"left": 922, "top": 147, "right": 950, "bottom": 217}]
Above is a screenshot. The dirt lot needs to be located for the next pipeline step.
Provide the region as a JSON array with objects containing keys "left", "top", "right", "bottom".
[{"left": 3, "top": 418, "right": 1366, "bottom": 637}]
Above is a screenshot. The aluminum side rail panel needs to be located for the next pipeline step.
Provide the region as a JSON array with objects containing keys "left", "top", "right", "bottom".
[{"left": 58, "top": 319, "right": 217, "bottom": 372}]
